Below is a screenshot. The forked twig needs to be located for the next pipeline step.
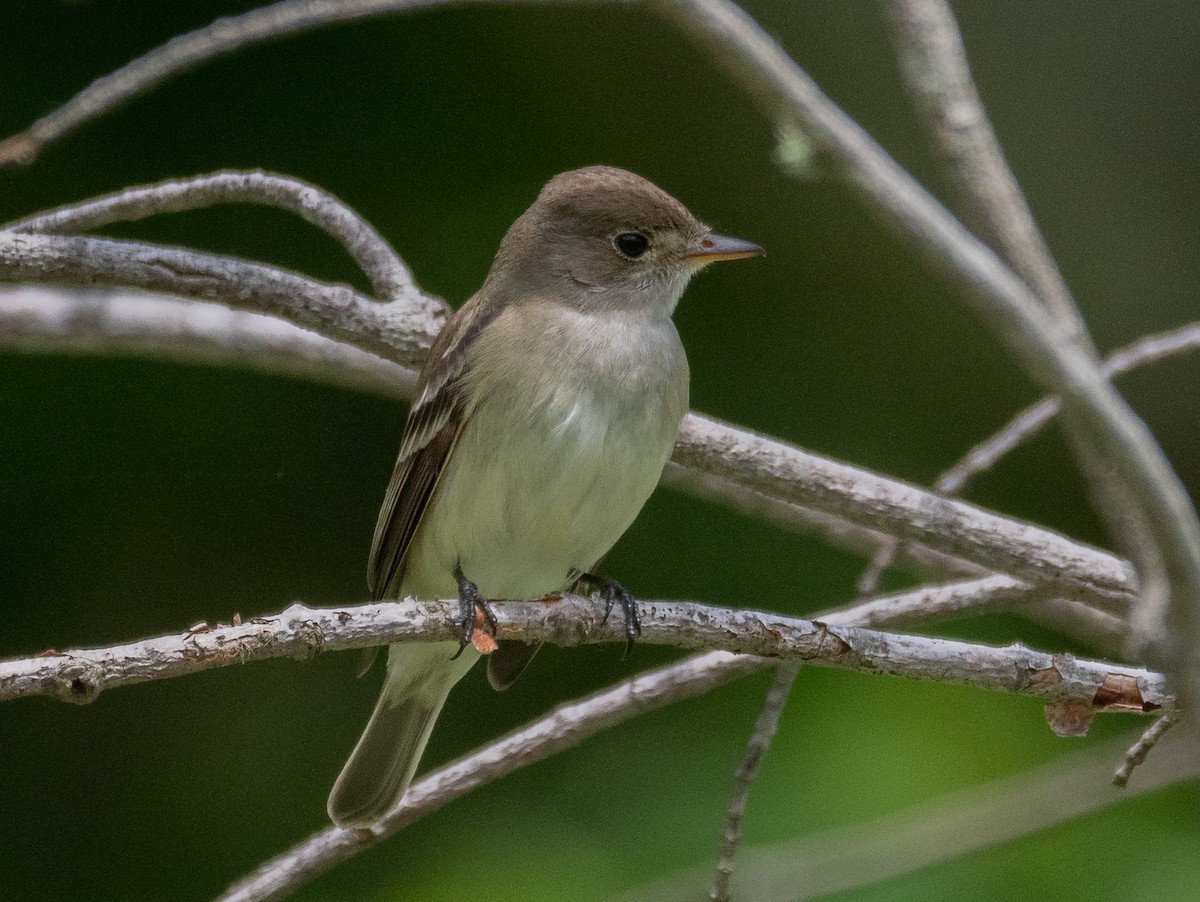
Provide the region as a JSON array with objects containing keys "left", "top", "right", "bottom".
[{"left": 1113, "top": 712, "right": 1181, "bottom": 787}]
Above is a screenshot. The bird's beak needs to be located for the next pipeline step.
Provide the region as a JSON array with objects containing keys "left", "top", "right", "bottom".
[{"left": 689, "top": 232, "right": 764, "bottom": 264}]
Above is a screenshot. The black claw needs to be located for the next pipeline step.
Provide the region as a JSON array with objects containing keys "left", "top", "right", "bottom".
[
  {"left": 590, "top": 576, "right": 640, "bottom": 657},
  {"left": 451, "top": 564, "right": 496, "bottom": 660}
]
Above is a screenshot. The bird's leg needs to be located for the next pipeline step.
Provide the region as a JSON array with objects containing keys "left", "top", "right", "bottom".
[
  {"left": 577, "top": 573, "right": 641, "bottom": 655},
  {"left": 452, "top": 563, "right": 497, "bottom": 660}
]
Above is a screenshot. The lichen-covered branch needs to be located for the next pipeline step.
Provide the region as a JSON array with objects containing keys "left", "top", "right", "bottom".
[{"left": 0, "top": 595, "right": 1166, "bottom": 711}]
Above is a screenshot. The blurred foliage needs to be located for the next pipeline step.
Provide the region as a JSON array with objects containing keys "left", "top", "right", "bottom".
[{"left": 2, "top": 1, "right": 1199, "bottom": 899}]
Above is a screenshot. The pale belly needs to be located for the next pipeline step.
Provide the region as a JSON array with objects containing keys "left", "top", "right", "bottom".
[{"left": 400, "top": 320, "right": 687, "bottom": 601}]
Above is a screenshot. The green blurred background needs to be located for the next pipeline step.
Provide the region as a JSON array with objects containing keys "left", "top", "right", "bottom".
[{"left": 3, "top": 1, "right": 1199, "bottom": 899}]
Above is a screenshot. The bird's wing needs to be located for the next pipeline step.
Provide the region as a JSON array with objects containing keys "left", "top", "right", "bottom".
[{"left": 367, "top": 293, "right": 500, "bottom": 599}]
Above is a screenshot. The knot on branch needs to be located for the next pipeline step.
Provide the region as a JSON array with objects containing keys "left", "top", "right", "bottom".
[
  {"left": 56, "top": 659, "right": 104, "bottom": 704},
  {"left": 290, "top": 620, "right": 326, "bottom": 660}
]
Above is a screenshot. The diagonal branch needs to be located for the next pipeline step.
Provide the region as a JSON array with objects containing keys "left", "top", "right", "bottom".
[
  {"left": 674, "top": 414, "right": 1135, "bottom": 611},
  {"left": 217, "top": 649, "right": 759, "bottom": 902},
  {"left": 0, "top": 0, "right": 624, "bottom": 167},
  {"left": 873, "top": 1, "right": 1168, "bottom": 658}
]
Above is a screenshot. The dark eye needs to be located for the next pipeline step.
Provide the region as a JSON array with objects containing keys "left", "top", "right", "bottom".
[{"left": 614, "top": 232, "right": 649, "bottom": 258}]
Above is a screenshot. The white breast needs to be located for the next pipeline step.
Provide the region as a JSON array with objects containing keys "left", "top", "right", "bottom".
[{"left": 401, "top": 301, "right": 689, "bottom": 601}]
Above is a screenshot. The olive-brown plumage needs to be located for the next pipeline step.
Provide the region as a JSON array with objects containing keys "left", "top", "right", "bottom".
[{"left": 328, "top": 166, "right": 761, "bottom": 826}]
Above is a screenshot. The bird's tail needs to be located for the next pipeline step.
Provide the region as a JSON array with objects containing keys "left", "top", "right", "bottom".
[{"left": 327, "top": 640, "right": 477, "bottom": 827}]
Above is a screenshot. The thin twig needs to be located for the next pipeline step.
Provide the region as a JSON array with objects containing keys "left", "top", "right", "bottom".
[
  {"left": 652, "top": 0, "right": 1200, "bottom": 713},
  {"left": 1016, "top": 598, "right": 1128, "bottom": 655},
  {"left": 620, "top": 728, "right": 1200, "bottom": 902},
  {"left": 1112, "top": 712, "right": 1181, "bottom": 787},
  {"left": 711, "top": 662, "right": 801, "bottom": 902},
  {"left": 862, "top": 323, "right": 1200, "bottom": 592},
  {"left": 6, "top": 170, "right": 414, "bottom": 301},
  {"left": 823, "top": 574, "right": 1041, "bottom": 630},
  {"left": 1, "top": 595, "right": 1164, "bottom": 710},
  {"left": 0, "top": 0, "right": 631, "bottom": 167}
]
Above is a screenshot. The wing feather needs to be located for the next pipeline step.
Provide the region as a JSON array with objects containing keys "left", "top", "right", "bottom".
[{"left": 366, "top": 292, "right": 501, "bottom": 599}]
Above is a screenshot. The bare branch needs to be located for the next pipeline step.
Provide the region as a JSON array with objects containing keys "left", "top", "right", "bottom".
[
  {"left": 0, "top": 282, "right": 1130, "bottom": 651},
  {"left": 883, "top": 0, "right": 1092, "bottom": 352},
  {"left": 1, "top": 594, "right": 1165, "bottom": 710},
  {"left": 1113, "top": 712, "right": 1181, "bottom": 787},
  {"left": 6, "top": 170, "right": 414, "bottom": 301},
  {"left": 822, "top": 574, "right": 1042, "bottom": 630},
  {"left": 651, "top": 0, "right": 1200, "bottom": 711},
  {"left": 663, "top": 460, "right": 987, "bottom": 582},
  {"left": 202, "top": 586, "right": 1161, "bottom": 900},
  {"left": 674, "top": 414, "right": 1135, "bottom": 613},
  {"left": 217, "top": 649, "right": 759, "bottom": 902},
  {"left": 621, "top": 728, "right": 1200, "bottom": 902},
  {"left": 0, "top": 230, "right": 445, "bottom": 368},
  {"left": 862, "top": 322, "right": 1200, "bottom": 592},
  {"left": 4, "top": 0, "right": 1192, "bottom": 688},
  {"left": 711, "top": 662, "right": 800, "bottom": 902},
  {"left": 940, "top": 324, "right": 1200, "bottom": 496},
  {"left": 878, "top": 0, "right": 1169, "bottom": 651},
  {"left": 0, "top": 285, "right": 417, "bottom": 397}
]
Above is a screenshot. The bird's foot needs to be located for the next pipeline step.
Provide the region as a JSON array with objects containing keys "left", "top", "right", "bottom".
[
  {"left": 452, "top": 565, "right": 497, "bottom": 660},
  {"left": 579, "top": 574, "right": 641, "bottom": 656}
]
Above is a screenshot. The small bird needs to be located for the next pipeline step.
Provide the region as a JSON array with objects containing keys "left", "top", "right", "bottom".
[{"left": 327, "top": 166, "right": 762, "bottom": 826}]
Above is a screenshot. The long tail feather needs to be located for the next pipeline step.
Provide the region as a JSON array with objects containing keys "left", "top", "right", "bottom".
[{"left": 328, "top": 641, "right": 476, "bottom": 827}]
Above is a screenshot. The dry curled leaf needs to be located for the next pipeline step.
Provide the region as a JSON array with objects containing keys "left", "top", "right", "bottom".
[
  {"left": 1044, "top": 700, "right": 1095, "bottom": 737},
  {"left": 1093, "top": 672, "right": 1156, "bottom": 712}
]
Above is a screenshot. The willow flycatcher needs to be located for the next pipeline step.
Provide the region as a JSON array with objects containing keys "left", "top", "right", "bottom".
[{"left": 328, "top": 165, "right": 762, "bottom": 826}]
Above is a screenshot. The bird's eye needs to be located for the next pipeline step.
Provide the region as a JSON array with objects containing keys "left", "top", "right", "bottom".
[{"left": 614, "top": 232, "right": 649, "bottom": 258}]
